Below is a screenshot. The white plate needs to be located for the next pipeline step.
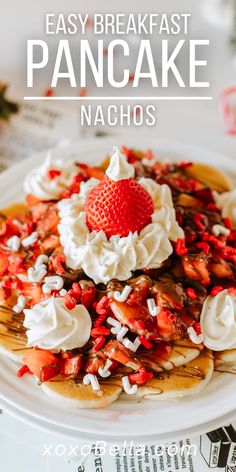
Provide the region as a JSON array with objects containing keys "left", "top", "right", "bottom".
[{"left": 0, "top": 135, "right": 236, "bottom": 440}]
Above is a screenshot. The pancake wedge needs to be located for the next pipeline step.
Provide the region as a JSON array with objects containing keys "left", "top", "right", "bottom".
[
  {"left": 0, "top": 304, "right": 28, "bottom": 363},
  {"left": 139, "top": 340, "right": 204, "bottom": 372},
  {"left": 136, "top": 349, "right": 214, "bottom": 401},
  {"left": 215, "top": 349, "right": 236, "bottom": 366},
  {"left": 42, "top": 377, "right": 122, "bottom": 409},
  {"left": 185, "top": 163, "right": 232, "bottom": 193}
]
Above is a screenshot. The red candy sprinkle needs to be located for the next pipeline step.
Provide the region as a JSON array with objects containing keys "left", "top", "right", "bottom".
[
  {"left": 139, "top": 336, "right": 153, "bottom": 350},
  {"left": 193, "top": 322, "right": 202, "bottom": 335},
  {"left": 175, "top": 238, "right": 188, "bottom": 257},
  {"left": 193, "top": 213, "right": 206, "bottom": 231},
  {"left": 64, "top": 291, "right": 77, "bottom": 310},
  {"left": 210, "top": 286, "right": 223, "bottom": 297},
  {"left": 186, "top": 288, "right": 198, "bottom": 300},
  {"left": 90, "top": 326, "right": 111, "bottom": 338},
  {"left": 17, "top": 365, "right": 31, "bottom": 377},
  {"left": 95, "top": 296, "right": 110, "bottom": 315},
  {"left": 92, "top": 336, "right": 106, "bottom": 352},
  {"left": 196, "top": 242, "right": 210, "bottom": 255}
]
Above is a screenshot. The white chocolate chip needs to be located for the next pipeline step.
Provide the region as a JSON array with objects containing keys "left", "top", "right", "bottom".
[
  {"left": 212, "top": 224, "right": 230, "bottom": 237},
  {"left": 35, "top": 254, "right": 49, "bottom": 269},
  {"left": 83, "top": 374, "right": 101, "bottom": 392},
  {"left": 59, "top": 288, "right": 67, "bottom": 297},
  {"left": 114, "top": 285, "right": 132, "bottom": 302},
  {"left": 7, "top": 235, "right": 20, "bottom": 252},
  {"left": 147, "top": 298, "right": 161, "bottom": 317},
  {"left": 142, "top": 157, "right": 157, "bottom": 167},
  {"left": 42, "top": 275, "right": 64, "bottom": 294},
  {"left": 122, "top": 336, "right": 141, "bottom": 352},
  {"left": 13, "top": 295, "right": 26, "bottom": 314},
  {"left": 98, "top": 360, "right": 113, "bottom": 378},
  {"left": 116, "top": 326, "right": 129, "bottom": 342},
  {"left": 22, "top": 232, "right": 38, "bottom": 247},
  {"left": 187, "top": 327, "right": 204, "bottom": 345},
  {"left": 122, "top": 376, "right": 138, "bottom": 395},
  {"left": 107, "top": 317, "right": 122, "bottom": 335},
  {"left": 28, "top": 264, "right": 47, "bottom": 283}
]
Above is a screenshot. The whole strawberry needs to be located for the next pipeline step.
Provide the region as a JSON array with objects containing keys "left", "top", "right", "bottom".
[{"left": 85, "top": 148, "right": 154, "bottom": 238}]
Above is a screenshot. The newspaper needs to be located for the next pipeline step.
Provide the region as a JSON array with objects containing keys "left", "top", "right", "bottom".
[
  {"left": 43, "top": 426, "right": 236, "bottom": 472},
  {"left": 0, "top": 101, "right": 79, "bottom": 170}
]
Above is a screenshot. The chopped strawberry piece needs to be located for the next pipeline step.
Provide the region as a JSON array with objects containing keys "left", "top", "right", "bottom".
[
  {"left": 0, "top": 286, "right": 11, "bottom": 301},
  {"left": 21, "top": 283, "right": 42, "bottom": 305},
  {"left": 23, "top": 349, "right": 60, "bottom": 382},
  {"left": 47, "top": 169, "right": 61, "bottom": 180},
  {"left": 25, "top": 194, "right": 42, "bottom": 208},
  {"left": 121, "top": 146, "right": 137, "bottom": 163},
  {"left": 182, "top": 254, "right": 211, "bottom": 286},
  {"left": 30, "top": 203, "right": 48, "bottom": 221},
  {"left": 8, "top": 254, "right": 25, "bottom": 275},
  {"left": 0, "top": 252, "right": 9, "bottom": 276},
  {"left": 60, "top": 354, "right": 82, "bottom": 379},
  {"left": 128, "top": 318, "right": 146, "bottom": 330},
  {"left": 209, "top": 258, "right": 233, "bottom": 279},
  {"left": 42, "top": 235, "right": 60, "bottom": 251},
  {"left": 61, "top": 174, "right": 84, "bottom": 198},
  {"left": 17, "top": 364, "right": 31, "bottom": 377},
  {"left": 37, "top": 211, "right": 59, "bottom": 235},
  {"left": 84, "top": 356, "right": 104, "bottom": 374},
  {"left": 129, "top": 367, "right": 153, "bottom": 385},
  {"left": 153, "top": 342, "right": 172, "bottom": 358},
  {"left": 103, "top": 340, "right": 141, "bottom": 369},
  {"left": 157, "top": 309, "right": 179, "bottom": 339},
  {"left": 87, "top": 167, "right": 105, "bottom": 180},
  {"left": 40, "top": 365, "right": 60, "bottom": 383}
]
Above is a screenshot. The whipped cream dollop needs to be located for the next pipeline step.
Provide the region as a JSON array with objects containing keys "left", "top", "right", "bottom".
[
  {"left": 58, "top": 150, "right": 183, "bottom": 284},
  {"left": 106, "top": 146, "right": 134, "bottom": 181},
  {"left": 23, "top": 297, "right": 92, "bottom": 350},
  {"left": 214, "top": 189, "right": 236, "bottom": 229},
  {"left": 200, "top": 289, "right": 236, "bottom": 351},
  {"left": 24, "top": 151, "right": 79, "bottom": 200}
]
